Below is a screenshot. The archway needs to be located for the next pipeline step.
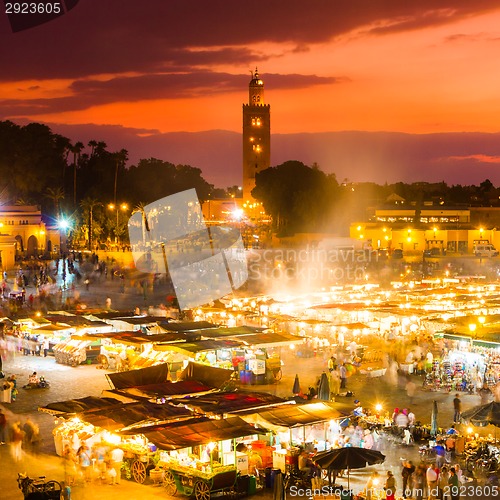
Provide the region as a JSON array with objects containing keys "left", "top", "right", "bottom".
[
  {"left": 15, "top": 235, "right": 23, "bottom": 253},
  {"left": 47, "top": 240, "right": 52, "bottom": 253},
  {"left": 27, "top": 235, "right": 38, "bottom": 257}
]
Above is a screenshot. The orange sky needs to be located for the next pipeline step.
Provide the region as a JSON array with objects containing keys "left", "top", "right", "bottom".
[
  {"left": 3, "top": 1, "right": 500, "bottom": 185},
  {"left": 3, "top": 8, "right": 500, "bottom": 135}
]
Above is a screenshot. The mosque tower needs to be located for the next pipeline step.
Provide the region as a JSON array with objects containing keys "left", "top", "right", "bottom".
[{"left": 242, "top": 68, "right": 271, "bottom": 200}]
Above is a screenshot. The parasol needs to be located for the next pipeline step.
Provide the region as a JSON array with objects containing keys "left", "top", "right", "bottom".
[
  {"left": 292, "top": 374, "right": 301, "bottom": 395},
  {"left": 318, "top": 372, "right": 330, "bottom": 401},
  {"left": 461, "top": 401, "right": 500, "bottom": 427},
  {"left": 313, "top": 447, "right": 385, "bottom": 489},
  {"left": 430, "top": 400, "right": 438, "bottom": 437}
]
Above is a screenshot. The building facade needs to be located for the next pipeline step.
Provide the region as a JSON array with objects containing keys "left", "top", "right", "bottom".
[{"left": 242, "top": 68, "right": 271, "bottom": 200}]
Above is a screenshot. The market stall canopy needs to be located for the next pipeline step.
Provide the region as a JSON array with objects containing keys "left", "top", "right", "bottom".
[
  {"left": 158, "top": 321, "right": 218, "bottom": 333},
  {"left": 103, "top": 380, "right": 213, "bottom": 402},
  {"left": 153, "top": 339, "right": 242, "bottom": 355},
  {"left": 239, "top": 401, "right": 346, "bottom": 433},
  {"left": 335, "top": 323, "right": 371, "bottom": 330},
  {"left": 39, "top": 396, "right": 122, "bottom": 415},
  {"left": 78, "top": 401, "right": 192, "bottom": 430},
  {"left": 178, "top": 361, "right": 234, "bottom": 388},
  {"left": 177, "top": 390, "right": 289, "bottom": 415},
  {"left": 119, "top": 416, "right": 264, "bottom": 451},
  {"left": 234, "top": 332, "right": 304, "bottom": 348},
  {"left": 106, "top": 363, "right": 170, "bottom": 390},
  {"left": 31, "top": 324, "right": 73, "bottom": 335},
  {"left": 192, "top": 326, "right": 267, "bottom": 339}
]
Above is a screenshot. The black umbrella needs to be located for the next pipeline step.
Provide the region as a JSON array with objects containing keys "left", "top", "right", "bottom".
[
  {"left": 318, "top": 372, "right": 330, "bottom": 401},
  {"left": 292, "top": 374, "right": 301, "bottom": 395},
  {"left": 313, "top": 447, "right": 385, "bottom": 488},
  {"left": 461, "top": 401, "right": 500, "bottom": 427}
]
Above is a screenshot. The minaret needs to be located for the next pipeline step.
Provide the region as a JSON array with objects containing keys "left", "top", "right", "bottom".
[{"left": 242, "top": 68, "right": 271, "bottom": 200}]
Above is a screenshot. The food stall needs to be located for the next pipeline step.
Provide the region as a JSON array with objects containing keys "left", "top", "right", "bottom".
[{"left": 238, "top": 401, "right": 346, "bottom": 472}]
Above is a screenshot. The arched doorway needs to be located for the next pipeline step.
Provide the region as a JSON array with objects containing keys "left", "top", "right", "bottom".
[
  {"left": 47, "top": 240, "right": 52, "bottom": 253},
  {"left": 15, "top": 235, "right": 24, "bottom": 254},
  {"left": 27, "top": 235, "right": 38, "bottom": 257}
]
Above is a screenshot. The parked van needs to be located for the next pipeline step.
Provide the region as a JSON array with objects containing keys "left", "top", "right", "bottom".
[{"left": 473, "top": 244, "right": 499, "bottom": 257}]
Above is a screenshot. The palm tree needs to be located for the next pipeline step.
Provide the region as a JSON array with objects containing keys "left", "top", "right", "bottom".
[
  {"left": 70, "top": 141, "right": 84, "bottom": 208},
  {"left": 44, "top": 187, "right": 65, "bottom": 218},
  {"left": 80, "top": 197, "right": 102, "bottom": 250},
  {"left": 112, "top": 149, "right": 128, "bottom": 204},
  {"left": 132, "top": 202, "right": 149, "bottom": 247},
  {"left": 88, "top": 139, "right": 97, "bottom": 157}
]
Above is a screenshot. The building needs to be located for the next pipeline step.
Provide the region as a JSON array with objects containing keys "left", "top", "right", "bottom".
[
  {"left": 242, "top": 68, "right": 271, "bottom": 200},
  {"left": 350, "top": 204, "right": 500, "bottom": 254},
  {"left": 202, "top": 68, "right": 270, "bottom": 229},
  {"left": 0, "top": 205, "right": 61, "bottom": 269}
]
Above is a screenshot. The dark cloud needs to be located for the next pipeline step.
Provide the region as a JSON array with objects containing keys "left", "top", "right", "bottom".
[
  {"left": 0, "top": 71, "right": 341, "bottom": 115},
  {"left": 1, "top": 0, "right": 499, "bottom": 81}
]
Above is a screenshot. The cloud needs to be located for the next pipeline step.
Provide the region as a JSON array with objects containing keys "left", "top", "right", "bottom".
[
  {"left": 0, "top": 71, "right": 342, "bottom": 116},
  {"left": 443, "top": 154, "right": 500, "bottom": 163},
  {"left": 1, "top": 0, "right": 499, "bottom": 81}
]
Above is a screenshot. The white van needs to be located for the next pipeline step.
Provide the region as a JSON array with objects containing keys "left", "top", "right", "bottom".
[{"left": 474, "top": 244, "right": 499, "bottom": 257}]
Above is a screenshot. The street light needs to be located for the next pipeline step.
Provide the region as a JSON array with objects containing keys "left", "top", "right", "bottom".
[
  {"left": 469, "top": 323, "right": 477, "bottom": 341},
  {"left": 108, "top": 203, "right": 128, "bottom": 244}
]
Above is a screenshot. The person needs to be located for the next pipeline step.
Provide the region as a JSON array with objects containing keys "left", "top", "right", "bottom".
[
  {"left": 414, "top": 464, "right": 426, "bottom": 500},
  {"left": 366, "top": 471, "right": 381, "bottom": 500},
  {"left": 406, "top": 379, "right": 417, "bottom": 404},
  {"left": 60, "top": 480, "right": 71, "bottom": 500},
  {"left": 28, "top": 371, "right": 39, "bottom": 386},
  {"left": 453, "top": 394, "right": 461, "bottom": 423},
  {"left": 43, "top": 337, "right": 50, "bottom": 357},
  {"left": 363, "top": 429, "right": 374, "bottom": 449},
  {"left": 353, "top": 400, "right": 364, "bottom": 417},
  {"left": 385, "top": 470, "right": 396, "bottom": 500},
  {"left": 22, "top": 417, "right": 38, "bottom": 452},
  {"left": 298, "top": 449, "right": 313, "bottom": 476},
  {"left": 446, "top": 425, "right": 458, "bottom": 435},
  {"left": 110, "top": 446, "right": 124, "bottom": 484},
  {"left": 63, "top": 444, "right": 77, "bottom": 486},
  {"left": 248, "top": 449, "right": 263, "bottom": 476},
  {"left": 438, "top": 466, "right": 450, "bottom": 500},
  {"left": 10, "top": 421, "right": 24, "bottom": 462},
  {"left": 426, "top": 463, "right": 438, "bottom": 500},
  {"left": 77, "top": 445, "right": 92, "bottom": 483},
  {"left": 408, "top": 409, "right": 416, "bottom": 427},
  {"left": 396, "top": 411, "right": 409, "bottom": 428},
  {"left": 328, "top": 356, "right": 337, "bottom": 372},
  {"left": 340, "top": 363, "right": 347, "bottom": 389},
  {"left": 0, "top": 409, "right": 6, "bottom": 444},
  {"left": 448, "top": 467, "right": 459, "bottom": 500},
  {"left": 329, "top": 368, "right": 341, "bottom": 398},
  {"left": 402, "top": 460, "right": 415, "bottom": 499},
  {"left": 435, "top": 440, "right": 446, "bottom": 468}
]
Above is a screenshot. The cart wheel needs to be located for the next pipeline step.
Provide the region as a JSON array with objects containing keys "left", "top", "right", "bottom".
[
  {"left": 163, "top": 470, "right": 177, "bottom": 496},
  {"left": 132, "top": 460, "right": 147, "bottom": 484},
  {"left": 194, "top": 480, "right": 210, "bottom": 500},
  {"left": 44, "top": 480, "right": 61, "bottom": 492},
  {"left": 273, "top": 368, "right": 282, "bottom": 381},
  {"left": 97, "top": 354, "right": 109, "bottom": 369}
]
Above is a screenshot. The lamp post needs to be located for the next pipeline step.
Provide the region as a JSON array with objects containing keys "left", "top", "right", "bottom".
[
  {"left": 478, "top": 316, "right": 486, "bottom": 339},
  {"left": 469, "top": 323, "right": 477, "bottom": 342},
  {"left": 108, "top": 203, "right": 128, "bottom": 244}
]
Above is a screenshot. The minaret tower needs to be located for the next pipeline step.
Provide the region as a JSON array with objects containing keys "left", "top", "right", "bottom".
[{"left": 242, "top": 68, "right": 271, "bottom": 200}]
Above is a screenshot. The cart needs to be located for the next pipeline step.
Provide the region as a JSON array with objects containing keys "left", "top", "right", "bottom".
[
  {"left": 123, "top": 450, "right": 157, "bottom": 484},
  {"left": 265, "top": 357, "right": 282, "bottom": 381},
  {"left": 161, "top": 462, "right": 237, "bottom": 500}
]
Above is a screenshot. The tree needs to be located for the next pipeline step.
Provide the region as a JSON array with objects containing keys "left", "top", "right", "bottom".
[
  {"left": 44, "top": 187, "right": 65, "bottom": 219},
  {"left": 80, "top": 197, "right": 102, "bottom": 250},
  {"left": 69, "top": 141, "right": 84, "bottom": 208},
  {"left": 252, "top": 161, "right": 337, "bottom": 235}
]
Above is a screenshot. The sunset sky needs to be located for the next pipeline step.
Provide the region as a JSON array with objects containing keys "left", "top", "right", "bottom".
[{"left": 3, "top": 1, "right": 500, "bottom": 186}]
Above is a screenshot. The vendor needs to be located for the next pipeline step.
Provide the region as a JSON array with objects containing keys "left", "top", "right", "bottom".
[{"left": 28, "top": 372, "right": 39, "bottom": 385}]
